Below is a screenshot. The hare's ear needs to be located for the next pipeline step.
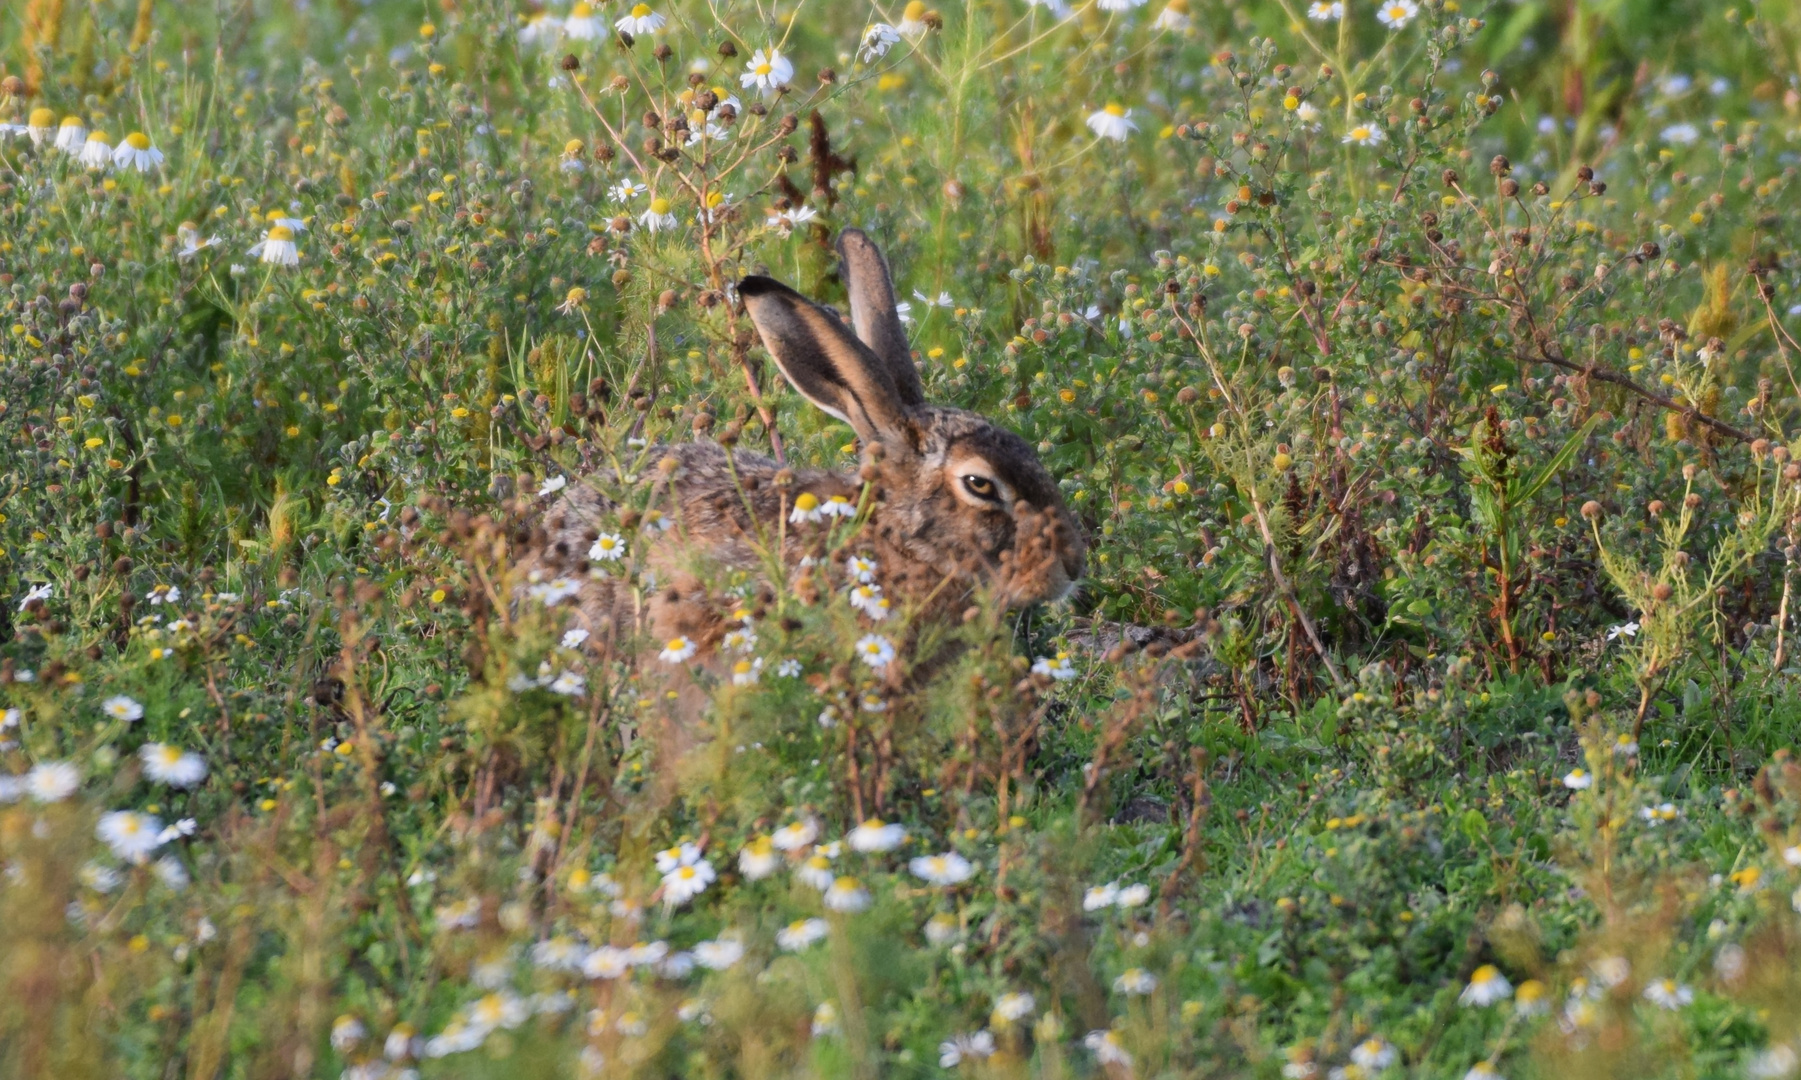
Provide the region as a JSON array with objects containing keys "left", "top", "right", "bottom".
[
  {"left": 739, "top": 275, "right": 913, "bottom": 446},
  {"left": 836, "top": 228, "right": 925, "bottom": 407}
]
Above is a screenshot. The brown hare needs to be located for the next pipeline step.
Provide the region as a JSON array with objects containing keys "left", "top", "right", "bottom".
[{"left": 520, "top": 228, "right": 1084, "bottom": 686}]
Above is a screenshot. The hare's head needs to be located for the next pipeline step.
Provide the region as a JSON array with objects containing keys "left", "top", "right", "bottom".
[{"left": 740, "top": 230, "right": 1085, "bottom": 608}]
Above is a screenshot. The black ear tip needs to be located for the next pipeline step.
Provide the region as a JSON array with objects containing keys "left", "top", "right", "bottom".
[{"left": 737, "top": 275, "right": 787, "bottom": 297}]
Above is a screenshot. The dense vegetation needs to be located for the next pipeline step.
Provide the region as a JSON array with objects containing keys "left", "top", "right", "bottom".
[{"left": 6, "top": 0, "right": 1801, "bottom": 1076}]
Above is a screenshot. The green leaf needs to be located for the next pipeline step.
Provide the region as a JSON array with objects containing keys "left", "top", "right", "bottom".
[{"left": 1514, "top": 414, "right": 1603, "bottom": 504}]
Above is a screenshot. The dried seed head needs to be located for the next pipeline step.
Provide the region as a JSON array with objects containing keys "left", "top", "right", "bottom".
[
  {"left": 1652, "top": 582, "right": 1675, "bottom": 601},
  {"left": 1580, "top": 500, "right": 1603, "bottom": 520}
]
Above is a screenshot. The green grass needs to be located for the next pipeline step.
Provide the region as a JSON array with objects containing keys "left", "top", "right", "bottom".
[{"left": 6, "top": 0, "right": 1801, "bottom": 1076}]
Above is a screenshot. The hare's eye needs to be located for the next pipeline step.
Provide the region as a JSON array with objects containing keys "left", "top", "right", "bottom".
[{"left": 961, "top": 474, "right": 999, "bottom": 501}]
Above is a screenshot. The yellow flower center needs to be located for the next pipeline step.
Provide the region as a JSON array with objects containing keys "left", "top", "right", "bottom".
[
  {"left": 570, "top": 2, "right": 592, "bottom": 15},
  {"left": 649, "top": 197, "right": 670, "bottom": 214},
  {"left": 267, "top": 225, "right": 295, "bottom": 241},
  {"left": 667, "top": 638, "right": 687, "bottom": 651},
  {"left": 30, "top": 108, "right": 54, "bottom": 126},
  {"left": 126, "top": 132, "right": 151, "bottom": 149},
  {"left": 794, "top": 492, "right": 820, "bottom": 510},
  {"left": 88, "top": 132, "right": 110, "bottom": 145},
  {"left": 61, "top": 116, "right": 82, "bottom": 127},
  {"left": 631, "top": 3, "right": 652, "bottom": 15},
  {"left": 903, "top": 1, "right": 928, "bottom": 19},
  {"left": 754, "top": 63, "right": 772, "bottom": 75},
  {"left": 563, "top": 138, "right": 584, "bottom": 154},
  {"left": 733, "top": 660, "right": 752, "bottom": 674},
  {"left": 1104, "top": 104, "right": 1125, "bottom": 116}
]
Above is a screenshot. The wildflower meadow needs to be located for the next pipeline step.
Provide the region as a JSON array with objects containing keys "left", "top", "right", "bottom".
[{"left": 8, "top": 0, "right": 1801, "bottom": 1076}]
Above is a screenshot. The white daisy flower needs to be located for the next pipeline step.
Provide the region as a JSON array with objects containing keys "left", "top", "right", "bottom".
[
  {"left": 925, "top": 913, "right": 960, "bottom": 944},
  {"left": 248, "top": 226, "right": 300, "bottom": 266},
  {"left": 693, "top": 937, "right": 744, "bottom": 970},
  {"left": 1375, "top": 0, "right": 1418, "bottom": 27},
  {"left": 614, "top": 4, "right": 665, "bottom": 35},
  {"left": 1350, "top": 1037, "right": 1397, "bottom": 1070},
  {"left": 1661, "top": 122, "right": 1700, "bottom": 145},
  {"left": 1114, "top": 968, "right": 1158, "bottom": 995},
  {"left": 78, "top": 131, "right": 114, "bottom": 168},
  {"left": 1642, "top": 978, "right": 1693, "bottom": 1010},
  {"left": 772, "top": 820, "right": 819, "bottom": 851},
  {"left": 848, "top": 818, "right": 907, "bottom": 852},
  {"left": 776, "top": 658, "right": 803, "bottom": 677},
  {"left": 777, "top": 917, "right": 829, "bottom": 951},
  {"left": 845, "top": 555, "right": 878, "bottom": 583},
  {"left": 113, "top": 131, "right": 164, "bottom": 172},
  {"left": 858, "top": 22, "right": 901, "bottom": 62},
  {"left": 789, "top": 491, "right": 827, "bottom": 523},
  {"left": 659, "top": 636, "right": 698, "bottom": 663},
  {"left": 738, "top": 837, "right": 778, "bottom": 879},
  {"left": 1343, "top": 124, "right": 1387, "bottom": 146},
  {"left": 562, "top": 1, "right": 603, "bottom": 39},
  {"left": 140, "top": 743, "right": 207, "bottom": 787},
  {"left": 1115, "top": 883, "right": 1151, "bottom": 908},
  {"left": 854, "top": 634, "right": 895, "bottom": 669},
  {"left": 821, "top": 493, "right": 858, "bottom": 518},
  {"left": 582, "top": 945, "right": 631, "bottom": 979},
  {"left": 538, "top": 475, "right": 567, "bottom": 496},
  {"left": 909, "top": 852, "right": 974, "bottom": 885},
  {"left": 26, "top": 108, "right": 57, "bottom": 145},
  {"left": 766, "top": 205, "right": 819, "bottom": 233},
  {"left": 517, "top": 12, "right": 563, "bottom": 46},
  {"left": 655, "top": 843, "right": 703, "bottom": 873},
  {"left": 549, "top": 670, "right": 587, "bottom": 696},
  {"left": 730, "top": 657, "right": 763, "bottom": 686},
  {"left": 1152, "top": 0, "right": 1192, "bottom": 29},
  {"left": 858, "top": 691, "right": 888, "bottom": 713},
  {"left": 561, "top": 628, "right": 591, "bottom": 649},
  {"left": 661, "top": 859, "right": 716, "bottom": 906},
  {"left": 796, "top": 853, "right": 838, "bottom": 891},
  {"left": 1460, "top": 965, "right": 1513, "bottom": 1006},
  {"left": 1084, "top": 1030, "right": 1134, "bottom": 1067},
  {"left": 26, "top": 760, "right": 80, "bottom": 803},
  {"left": 1607, "top": 621, "right": 1639, "bottom": 640},
  {"left": 722, "top": 627, "right": 758, "bottom": 652},
  {"left": 588, "top": 532, "right": 627, "bottom": 561},
  {"left": 54, "top": 115, "right": 87, "bottom": 153},
  {"left": 812, "top": 1002, "right": 840, "bottom": 1036},
  {"left": 938, "top": 1031, "right": 996, "bottom": 1068},
  {"left": 1747, "top": 1045, "right": 1799, "bottom": 1080},
  {"left": 98, "top": 809, "right": 166, "bottom": 863},
  {"left": 739, "top": 48, "right": 794, "bottom": 96},
  {"left": 527, "top": 577, "right": 582, "bottom": 606},
  {"left": 1032, "top": 652, "right": 1078, "bottom": 680},
  {"left": 823, "top": 875, "right": 871, "bottom": 912},
  {"left": 1086, "top": 104, "right": 1137, "bottom": 141},
  {"left": 848, "top": 584, "right": 890, "bottom": 620},
  {"left": 1083, "top": 882, "right": 1119, "bottom": 911},
  {"left": 18, "top": 582, "right": 52, "bottom": 610},
  {"left": 1098, "top": 0, "right": 1147, "bottom": 9},
  {"left": 1640, "top": 802, "right": 1679, "bottom": 824},
  {"left": 1309, "top": 0, "right": 1344, "bottom": 17},
  {"left": 610, "top": 179, "right": 648, "bottom": 203},
  {"left": 992, "top": 992, "right": 1035, "bottom": 1023},
  {"left": 157, "top": 817, "right": 197, "bottom": 843},
  {"left": 103, "top": 695, "right": 145, "bottom": 723},
  {"left": 638, "top": 196, "right": 678, "bottom": 232},
  {"left": 1463, "top": 1064, "right": 1502, "bottom": 1080},
  {"left": 531, "top": 937, "right": 589, "bottom": 972},
  {"left": 1563, "top": 769, "right": 1592, "bottom": 789},
  {"left": 897, "top": 1, "right": 931, "bottom": 37}
]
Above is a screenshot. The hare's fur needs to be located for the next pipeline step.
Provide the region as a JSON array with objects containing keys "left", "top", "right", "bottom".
[{"left": 520, "top": 229, "right": 1085, "bottom": 674}]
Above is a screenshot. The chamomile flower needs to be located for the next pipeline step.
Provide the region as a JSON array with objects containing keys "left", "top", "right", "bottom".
[
  {"left": 848, "top": 584, "right": 890, "bottom": 620},
  {"left": 797, "top": 853, "right": 838, "bottom": 890},
  {"left": 517, "top": 12, "right": 563, "bottom": 46},
  {"left": 659, "top": 636, "right": 698, "bottom": 664},
  {"left": 582, "top": 945, "right": 630, "bottom": 979},
  {"left": 656, "top": 843, "right": 703, "bottom": 873},
  {"left": 778, "top": 917, "right": 829, "bottom": 951},
  {"left": 18, "top": 582, "right": 52, "bottom": 610},
  {"left": 1563, "top": 768, "right": 1593, "bottom": 790},
  {"left": 859, "top": 23, "right": 901, "bottom": 62},
  {"left": 562, "top": 2, "right": 603, "bottom": 39},
  {"left": 721, "top": 627, "right": 758, "bottom": 652},
  {"left": 1350, "top": 1037, "right": 1397, "bottom": 1071},
  {"left": 1086, "top": 104, "right": 1138, "bottom": 141},
  {"left": 824, "top": 875, "right": 871, "bottom": 912},
  {"left": 249, "top": 226, "right": 300, "bottom": 266},
  {"left": 1309, "top": 0, "right": 1344, "bottom": 17},
  {"left": 1643, "top": 978, "right": 1693, "bottom": 1009},
  {"left": 909, "top": 852, "right": 974, "bottom": 885},
  {"left": 773, "top": 820, "right": 820, "bottom": 851},
  {"left": 992, "top": 992, "right": 1036, "bottom": 1024},
  {"left": 176, "top": 222, "right": 219, "bottom": 259},
  {"left": 610, "top": 179, "right": 648, "bottom": 204},
  {"left": 26, "top": 760, "right": 80, "bottom": 803},
  {"left": 98, "top": 810, "right": 166, "bottom": 863},
  {"left": 693, "top": 937, "right": 744, "bottom": 970},
  {"left": 848, "top": 819, "right": 907, "bottom": 852},
  {"left": 1343, "top": 124, "right": 1387, "bottom": 146},
  {"left": 103, "top": 695, "right": 146, "bottom": 723},
  {"left": 1513, "top": 979, "right": 1550, "bottom": 1015},
  {"left": 897, "top": 1, "right": 932, "bottom": 36},
  {"left": 549, "top": 670, "right": 587, "bottom": 696},
  {"left": 925, "top": 912, "right": 961, "bottom": 944},
  {"left": 1460, "top": 965, "right": 1513, "bottom": 1006},
  {"left": 1099, "top": 0, "right": 1147, "bottom": 8},
  {"left": 1661, "top": 122, "right": 1700, "bottom": 145},
  {"left": 1375, "top": 0, "right": 1418, "bottom": 27},
  {"left": 1084, "top": 883, "right": 1120, "bottom": 910},
  {"left": 27, "top": 108, "right": 57, "bottom": 146},
  {"left": 561, "top": 628, "right": 591, "bottom": 650},
  {"left": 614, "top": 4, "right": 665, "bottom": 34},
  {"left": 821, "top": 493, "right": 858, "bottom": 518},
  {"left": 1153, "top": 0, "right": 1192, "bottom": 30},
  {"left": 140, "top": 743, "right": 207, "bottom": 788},
  {"left": 854, "top": 634, "right": 895, "bottom": 669},
  {"left": 532, "top": 937, "right": 589, "bottom": 972},
  {"left": 1084, "top": 1029, "right": 1134, "bottom": 1067},
  {"left": 739, "top": 836, "right": 778, "bottom": 879},
  {"left": 730, "top": 658, "right": 763, "bottom": 685},
  {"left": 766, "top": 205, "right": 819, "bottom": 233},
  {"left": 264, "top": 209, "right": 306, "bottom": 232},
  {"left": 739, "top": 48, "right": 794, "bottom": 96},
  {"left": 661, "top": 859, "right": 716, "bottom": 906},
  {"left": 938, "top": 1031, "right": 996, "bottom": 1067},
  {"left": 776, "top": 659, "right": 803, "bottom": 677},
  {"left": 789, "top": 492, "right": 826, "bottom": 523},
  {"left": 1641, "top": 802, "right": 1679, "bottom": 824},
  {"left": 54, "top": 115, "right": 87, "bottom": 153},
  {"left": 113, "top": 132, "right": 164, "bottom": 172},
  {"left": 559, "top": 139, "right": 587, "bottom": 172},
  {"left": 588, "top": 532, "right": 627, "bottom": 561},
  {"left": 1747, "top": 1045, "right": 1799, "bottom": 1079},
  {"left": 1114, "top": 968, "right": 1158, "bottom": 995},
  {"left": 527, "top": 576, "right": 582, "bottom": 605},
  {"left": 1116, "top": 883, "right": 1151, "bottom": 908},
  {"left": 1463, "top": 1065, "right": 1503, "bottom": 1080},
  {"left": 1032, "top": 652, "right": 1078, "bottom": 680},
  {"left": 79, "top": 131, "right": 114, "bottom": 168},
  {"left": 638, "top": 196, "right": 677, "bottom": 232}
]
